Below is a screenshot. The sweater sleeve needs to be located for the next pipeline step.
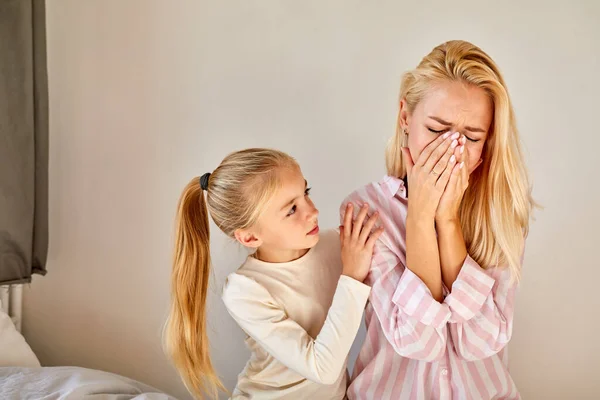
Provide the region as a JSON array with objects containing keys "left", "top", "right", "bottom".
[{"left": 222, "top": 273, "right": 371, "bottom": 384}]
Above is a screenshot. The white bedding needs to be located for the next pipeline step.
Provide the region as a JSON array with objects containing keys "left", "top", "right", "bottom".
[
  {"left": 0, "top": 366, "right": 178, "bottom": 399},
  {"left": 0, "top": 300, "right": 40, "bottom": 368},
  {"left": 0, "top": 302, "right": 178, "bottom": 399}
]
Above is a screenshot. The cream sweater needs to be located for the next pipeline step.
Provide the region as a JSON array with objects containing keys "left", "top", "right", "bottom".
[{"left": 222, "top": 229, "right": 371, "bottom": 400}]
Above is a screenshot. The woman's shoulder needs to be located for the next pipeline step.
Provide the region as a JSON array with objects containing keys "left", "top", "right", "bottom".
[
  {"left": 339, "top": 177, "right": 408, "bottom": 253},
  {"left": 339, "top": 175, "right": 406, "bottom": 213}
]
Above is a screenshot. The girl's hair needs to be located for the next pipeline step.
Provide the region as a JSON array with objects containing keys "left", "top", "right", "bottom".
[
  {"left": 163, "top": 148, "right": 298, "bottom": 399},
  {"left": 386, "top": 40, "right": 536, "bottom": 280}
]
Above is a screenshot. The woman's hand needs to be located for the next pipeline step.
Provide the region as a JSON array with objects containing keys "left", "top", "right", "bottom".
[
  {"left": 435, "top": 136, "right": 482, "bottom": 224},
  {"left": 401, "top": 131, "right": 461, "bottom": 222},
  {"left": 339, "top": 203, "right": 383, "bottom": 283},
  {"left": 435, "top": 135, "right": 467, "bottom": 224}
]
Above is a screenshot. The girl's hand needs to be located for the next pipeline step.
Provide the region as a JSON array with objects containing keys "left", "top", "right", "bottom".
[{"left": 339, "top": 203, "right": 383, "bottom": 282}]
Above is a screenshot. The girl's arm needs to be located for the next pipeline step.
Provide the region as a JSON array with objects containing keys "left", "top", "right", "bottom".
[{"left": 222, "top": 273, "right": 370, "bottom": 384}]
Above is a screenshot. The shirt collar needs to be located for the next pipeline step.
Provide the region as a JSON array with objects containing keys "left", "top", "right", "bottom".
[{"left": 380, "top": 175, "right": 407, "bottom": 199}]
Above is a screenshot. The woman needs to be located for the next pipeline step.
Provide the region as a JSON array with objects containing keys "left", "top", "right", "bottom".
[{"left": 341, "top": 40, "right": 536, "bottom": 399}]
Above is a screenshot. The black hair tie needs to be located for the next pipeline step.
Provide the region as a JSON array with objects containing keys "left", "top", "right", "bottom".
[{"left": 199, "top": 173, "right": 211, "bottom": 191}]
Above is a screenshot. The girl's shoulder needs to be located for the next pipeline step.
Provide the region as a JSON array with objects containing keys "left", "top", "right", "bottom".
[
  {"left": 316, "top": 228, "right": 340, "bottom": 247},
  {"left": 222, "top": 271, "right": 277, "bottom": 310}
]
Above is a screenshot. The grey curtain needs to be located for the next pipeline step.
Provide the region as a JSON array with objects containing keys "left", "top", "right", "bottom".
[{"left": 0, "top": 0, "right": 48, "bottom": 284}]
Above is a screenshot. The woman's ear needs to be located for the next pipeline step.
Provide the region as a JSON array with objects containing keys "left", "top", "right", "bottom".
[
  {"left": 472, "top": 158, "right": 483, "bottom": 173},
  {"left": 398, "top": 98, "right": 411, "bottom": 133}
]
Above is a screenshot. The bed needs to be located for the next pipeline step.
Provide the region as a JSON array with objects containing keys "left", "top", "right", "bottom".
[{"left": 0, "top": 293, "right": 178, "bottom": 400}]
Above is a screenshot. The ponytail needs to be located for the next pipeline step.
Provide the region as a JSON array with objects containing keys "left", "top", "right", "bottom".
[{"left": 164, "top": 178, "right": 225, "bottom": 399}]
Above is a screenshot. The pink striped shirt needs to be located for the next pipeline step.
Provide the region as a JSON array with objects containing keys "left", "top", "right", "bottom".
[{"left": 341, "top": 176, "right": 521, "bottom": 400}]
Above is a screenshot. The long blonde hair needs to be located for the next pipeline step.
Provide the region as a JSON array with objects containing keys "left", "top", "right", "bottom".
[
  {"left": 386, "top": 40, "right": 536, "bottom": 279},
  {"left": 164, "top": 148, "right": 298, "bottom": 399}
]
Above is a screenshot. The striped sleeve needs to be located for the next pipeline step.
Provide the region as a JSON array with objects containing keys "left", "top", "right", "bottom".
[
  {"left": 445, "top": 255, "right": 518, "bottom": 361},
  {"left": 367, "top": 241, "right": 450, "bottom": 361}
]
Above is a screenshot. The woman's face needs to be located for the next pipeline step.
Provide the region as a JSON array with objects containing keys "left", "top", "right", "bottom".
[{"left": 400, "top": 81, "right": 493, "bottom": 174}]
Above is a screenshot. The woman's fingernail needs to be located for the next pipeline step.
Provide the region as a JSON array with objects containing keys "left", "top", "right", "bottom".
[
  {"left": 451, "top": 139, "right": 458, "bottom": 148},
  {"left": 460, "top": 162, "right": 465, "bottom": 169},
  {"left": 452, "top": 132, "right": 460, "bottom": 139},
  {"left": 347, "top": 203, "right": 352, "bottom": 209},
  {"left": 443, "top": 132, "right": 451, "bottom": 139},
  {"left": 460, "top": 145, "right": 464, "bottom": 154},
  {"left": 450, "top": 155, "right": 456, "bottom": 163}
]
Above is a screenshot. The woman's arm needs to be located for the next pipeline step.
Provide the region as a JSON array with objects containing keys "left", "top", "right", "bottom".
[
  {"left": 363, "top": 240, "right": 450, "bottom": 361},
  {"left": 444, "top": 258, "right": 520, "bottom": 360},
  {"left": 401, "top": 131, "right": 462, "bottom": 302},
  {"left": 406, "top": 215, "right": 444, "bottom": 301},
  {"left": 340, "top": 200, "right": 450, "bottom": 362},
  {"left": 436, "top": 219, "right": 468, "bottom": 290}
]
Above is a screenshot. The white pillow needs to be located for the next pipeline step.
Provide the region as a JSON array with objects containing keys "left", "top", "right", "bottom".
[{"left": 0, "top": 300, "right": 40, "bottom": 367}]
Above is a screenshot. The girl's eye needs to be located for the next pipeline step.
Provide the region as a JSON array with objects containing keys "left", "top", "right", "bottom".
[
  {"left": 287, "top": 205, "right": 296, "bottom": 217},
  {"left": 287, "top": 188, "right": 312, "bottom": 217},
  {"left": 465, "top": 136, "right": 480, "bottom": 143}
]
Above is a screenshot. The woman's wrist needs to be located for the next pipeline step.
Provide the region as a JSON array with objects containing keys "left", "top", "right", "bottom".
[
  {"left": 435, "top": 217, "right": 461, "bottom": 231},
  {"left": 407, "top": 211, "right": 436, "bottom": 228}
]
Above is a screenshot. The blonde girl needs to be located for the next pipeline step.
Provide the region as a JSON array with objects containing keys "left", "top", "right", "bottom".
[{"left": 165, "top": 148, "right": 383, "bottom": 399}]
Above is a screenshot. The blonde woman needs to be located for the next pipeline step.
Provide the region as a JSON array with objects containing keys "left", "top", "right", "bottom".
[
  {"left": 341, "top": 40, "right": 536, "bottom": 399},
  {"left": 164, "top": 148, "right": 383, "bottom": 399}
]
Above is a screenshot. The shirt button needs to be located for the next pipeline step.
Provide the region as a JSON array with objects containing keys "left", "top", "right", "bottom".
[{"left": 441, "top": 369, "right": 448, "bottom": 376}]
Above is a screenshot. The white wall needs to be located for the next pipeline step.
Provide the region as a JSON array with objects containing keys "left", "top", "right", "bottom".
[{"left": 23, "top": 1, "right": 599, "bottom": 399}]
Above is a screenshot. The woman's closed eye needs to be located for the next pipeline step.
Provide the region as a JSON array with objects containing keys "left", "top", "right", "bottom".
[
  {"left": 427, "top": 127, "right": 479, "bottom": 142},
  {"left": 428, "top": 127, "right": 447, "bottom": 135}
]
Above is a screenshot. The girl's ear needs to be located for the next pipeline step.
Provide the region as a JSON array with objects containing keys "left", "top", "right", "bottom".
[{"left": 234, "top": 228, "right": 263, "bottom": 249}]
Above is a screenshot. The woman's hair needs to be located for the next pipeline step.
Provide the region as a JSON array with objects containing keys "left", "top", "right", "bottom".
[
  {"left": 163, "top": 148, "right": 298, "bottom": 399},
  {"left": 386, "top": 40, "right": 536, "bottom": 279}
]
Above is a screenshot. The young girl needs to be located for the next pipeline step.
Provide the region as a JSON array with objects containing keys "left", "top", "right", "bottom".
[
  {"left": 341, "top": 40, "right": 537, "bottom": 399},
  {"left": 164, "top": 148, "right": 383, "bottom": 400}
]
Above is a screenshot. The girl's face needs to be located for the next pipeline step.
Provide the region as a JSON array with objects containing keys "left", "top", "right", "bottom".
[
  {"left": 400, "top": 81, "right": 493, "bottom": 174},
  {"left": 235, "top": 166, "right": 320, "bottom": 263}
]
